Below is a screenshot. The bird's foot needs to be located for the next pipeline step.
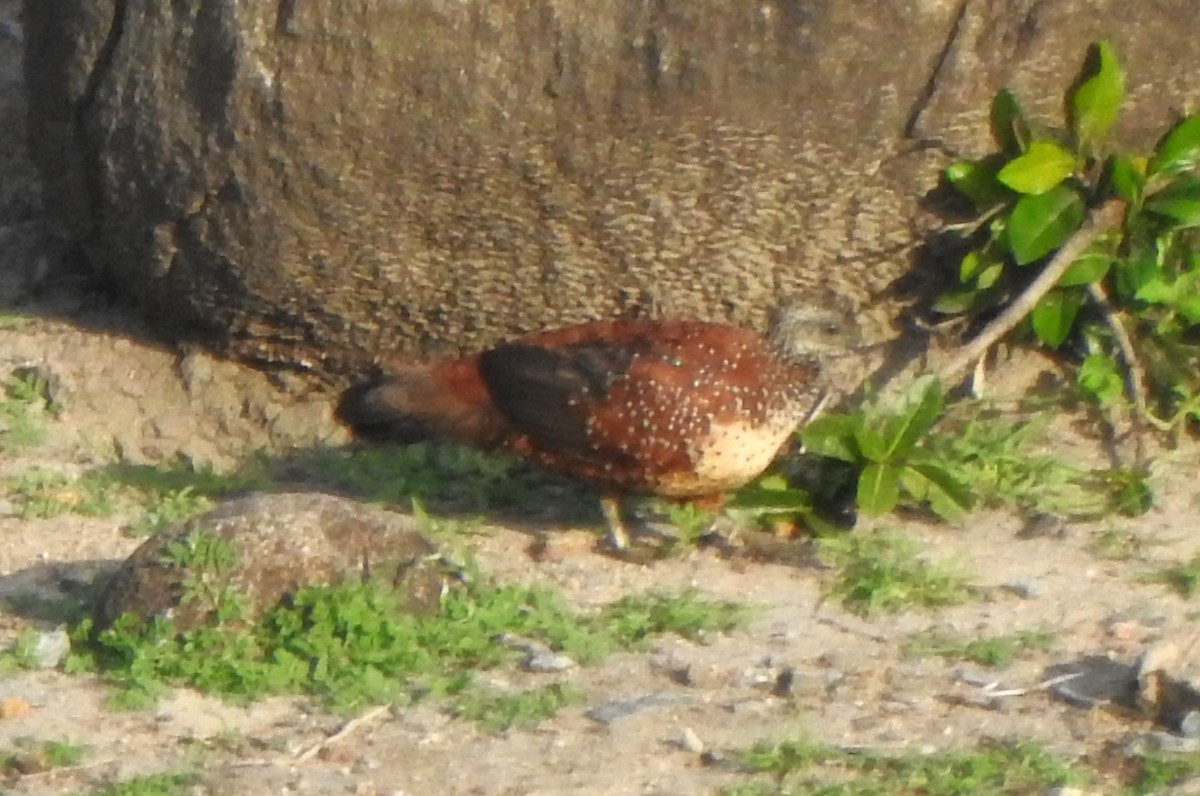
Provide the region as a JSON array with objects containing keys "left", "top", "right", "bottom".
[{"left": 597, "top": 496, "right": 678, "bottom": 563}]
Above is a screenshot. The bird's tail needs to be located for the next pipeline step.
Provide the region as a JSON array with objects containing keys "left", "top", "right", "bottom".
[{"left": 336, "top": 360, "right": 504, "bottom": 447}]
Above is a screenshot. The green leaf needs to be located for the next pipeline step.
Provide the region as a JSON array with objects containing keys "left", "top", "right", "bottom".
[
  {"left": 801, "top": 415, "right": 860, "bottom": 462},
  {"left": 931, "top": 290, "right": 977, "bottom": 315},
  {"left": 1175, "top": 295, "right": 1200, "bottom": 324},
  {"left": 1078, "top": 352, "right": 1125, "bottom": 404},
  {"left": 959, "top": 251, "right": 983, "bottom": 282},
  {"left": 944, "top": 155, "right": 1010, "bottom": 209},
  {"left": 898, "top": 466, "right": 930, "bottom": 501},
  {"left": 976, "top": 262, "right": 1005, "bottom": 290},
  {"left": 909, "top": 463, "right": 974, "bottom": 521},
  {"left": 990, "top": 88, "right": 1030, "bottom": 153},
  {"left": 854, "top": 426, "right": 888, "bottom": 463},
  {"left": 1114, "top": 242, "right": 1162, "bottom": 298},
  {"left": 1006, "top": 185, "right": 1085, "bottom": 264},
  {"left": 857, "top": 463, "right": 901, "bottom": 516},
  {"left": 1135, "top": 277, "right": 1177, "bottom": 305},
  {"left": 1148, "top": 112, "right": 1200, "bottom": 176},
  {"left": 996, "top": 140, "right": 1078, "bottom": 195},
  {"left": 1145, "top": 175, "right": 1200, "bottom": 229},
  {"left": 1058, "top": 251, "right": 1111, "bottom": 286},
  {"left": 1031, "top": 289, "right": 1082, "bottom": 348},
  {"left": 882, "top": 379, "right": 943, "bottom": 458},
  {"left": 1106, "top": 154, "right": 1144, "bottom": 204},
  {"left": 1069, "top": 41, "right": 1125, "bottom": 148}
]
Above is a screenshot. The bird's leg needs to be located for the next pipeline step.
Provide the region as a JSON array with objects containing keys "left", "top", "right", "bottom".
[
  {"left": 688, "top": 494, "right": 744, "bottom": 551},
  {"left": 598, "top": 494, "right": 631, "bottom": 551}
]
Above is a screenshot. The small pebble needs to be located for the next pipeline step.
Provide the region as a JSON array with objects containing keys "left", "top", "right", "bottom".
[
  {"left": 0, "top": 696, "right": 32, "bottom": 720},
  {"left": 494, "top": 634, "right": 577, "bottom": 672},
  {"left": 678, "top": 726, "right": 704, "bottom": 754},
  {"left": 1179, "top": 711, "right": 1200, "bottom": 739},
  {"left": 956, "top": 668, "right": 999, "bottom": 688},
  {"left": 1017, "top": 513, "right": 1067, "bottom": 538},
  {"left": 1001, "top": 580, "right": 1042, "bottom": 599},
  {"left": 31, "top": 628, "right": 71, "bottom": 669},
  {"left": 585, "top": 692, "right": 691, "bottom": 725}
]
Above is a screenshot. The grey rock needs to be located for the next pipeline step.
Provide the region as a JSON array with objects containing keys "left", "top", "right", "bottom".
[
  {"left": 495, "top": 634, "right": 578, "bottom": 673},
  {"left": 21, "top": 0, "right": 949, "bottom": 378},
  {"left": 585, "top": 691, "right": 692, "bottom": 725},
  {"left": 1001, "top": 579, "right": 1042, "bottom": 599},
  {"left": 93, "top": 492, "right": 450, "bottom": 631},
  {"left": 29, "top": 627, "right": 70, "bottom": 668},
  {"left": 21, "top": 1, "right": 1200, "bottom": 382}
]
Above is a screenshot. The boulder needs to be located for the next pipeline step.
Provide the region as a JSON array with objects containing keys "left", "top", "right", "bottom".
[
  {"left": 20, "top": 0, "right": 1200, "bottom": 379},
  {"left": 93, "top": 492, "right": 449, "bottom": 631}
]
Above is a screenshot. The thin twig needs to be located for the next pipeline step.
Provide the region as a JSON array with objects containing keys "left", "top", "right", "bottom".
[
  {"left": 937, "top": 199, "right": 1127, "bottom": 388},
  {"left": 1085, "top": 281, "right": 1173, "bottom": 432},
  {"left": 294, "top": 704, "right": 391, "bottom": 762}
]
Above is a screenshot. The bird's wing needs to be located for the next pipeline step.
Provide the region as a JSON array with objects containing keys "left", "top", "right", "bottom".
[{"left": 477, "top": 339, "right": 642, "bottom": 454}]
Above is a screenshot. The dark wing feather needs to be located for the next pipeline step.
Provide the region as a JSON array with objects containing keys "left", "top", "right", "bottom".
[{"left": 478, "top": 340, "right": 640, "bottom": 454}]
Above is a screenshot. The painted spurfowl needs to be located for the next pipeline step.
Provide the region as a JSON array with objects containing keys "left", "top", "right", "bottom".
[{"left": 337, "top": 306, "right": 861, "bottom": 551}]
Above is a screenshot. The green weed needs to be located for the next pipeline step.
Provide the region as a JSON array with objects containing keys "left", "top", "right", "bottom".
[
  {"left": 818, "top": 532, "right": 973, "bottom": 615},
  {"left": 452, "top": 683, "right": 585, "bottom": 732},
  {"left": 1141, "top": 552, "right": 1200, "bottom": 597},
  {"left": 0, "top": 736, "right": 87, "bottom": 776},
  {"left": 904, "top": 629, "right": 1054, "bottom": 668},
  {"left": 84, "top": 772, "right": 199, "bottom": 796},
  {"left": 727, "top": 738, "right": 1087, "bottom": 795},
  {"left": 71, "top": 569, "right": 746, "bottom": 722}
]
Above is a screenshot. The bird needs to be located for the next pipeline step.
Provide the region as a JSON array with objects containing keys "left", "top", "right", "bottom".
[{"left": 337, "top": 306, "right": 862, "bottom": 553}]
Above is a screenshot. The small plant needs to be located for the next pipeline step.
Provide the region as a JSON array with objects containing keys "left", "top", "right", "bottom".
[
  {"left": 0, "top": 737, "right": 87, "bottom": 776},
  {"left": 3, "top": 467, "right": 120, "bottom": 519},
  {"left": 904, "top": 628, "right": 1054, "bottom": 668},
  {"left": 802, "top": 378, "right": 973, "bottom": 521},
  {"left": 937, "top": 40, "right": 1200, "bottom": 427},
  {"left": 1124, "top": 747, "right": 1200, "bottom": 795},
  {"left": 817, "top": 531, "right": 973, "bottom": 615},
  {"left": 1090, "top": 523, "right": 1160, "bottom": 560},
  {"left": 452, "top": 683, "right": 584, "bottom": 732},
  {"left": 125, "top": 486, "right": 213, "bottom": 536},
  {"left": 925, "top": 401, "right": 1152, "bottom": 518},
  {"left": 0, "top": 628, "right": 44, "bottom": 673},
  {"left": 85, "top": 772, "right": 199, "bottom": 796},
  {"left": 0, "top": 370, "right": 57, "bottom": 451},
  {"left": 726, "top": 737, "right": 1087, "bottom": 795},
  {"left": 71, "top": 568, "right": 746, "bottom": 719},
  {"left": 1141, "top": 552, "right": 1200, "bottom": 598}
]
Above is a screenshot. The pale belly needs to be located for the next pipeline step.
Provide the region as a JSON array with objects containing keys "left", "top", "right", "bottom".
[{"left": 653, "top": 414, "right": 799, "bottom": 496}]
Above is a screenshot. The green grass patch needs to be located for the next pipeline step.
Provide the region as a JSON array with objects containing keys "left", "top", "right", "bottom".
[
  {"left": 452, "top": 682, "right": 585, "bottom": 732},
  {"left": 1123, "top": 747, "right": 1200, "bottom": 795},
  {"left": 1141, "top": 553, "right": 1200, "bottom": 598},
  {"left": 818, "top": 532, "right": 974, "bottom": 616},
  {"left": 726, "top": 737, "right": 1087, "bottom": 795},
  {"left": 1090, "top": 524, "right": 1162, "bottom": 561},
  {"left": 0, "top": 370, "right": 56, "bottom": 451},
  {"left": 84, "top": 772, "right": 200, "bottom": 796},
  {"left": 904, "top": 629, "right": 1054, "bottom": 669},
  {"left": 3, "top": 467, "right": 121, "bottom": 519},
  {"left": 0, "top": 736, "right": 87, "bottom": 776},
  {"left": 925, "top": 405, "right": 1151, "bottom": 519},
  {"left": 0, "top": 628, "right": 46, "bottom": 673},
  {"left": 70, "top": 563, "right": 748, "bottom": 721}
]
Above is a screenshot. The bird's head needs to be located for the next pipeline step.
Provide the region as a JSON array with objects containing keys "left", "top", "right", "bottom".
[{"left": 766, "top": 303, "right": 863, "bottom": 360}]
